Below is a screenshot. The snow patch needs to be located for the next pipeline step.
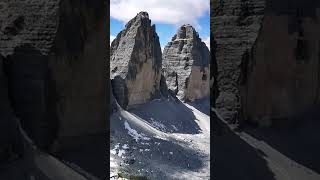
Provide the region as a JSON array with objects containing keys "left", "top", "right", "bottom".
[
  {"left": 124, "top": 121, "right": 151, "bottom": 142},
  {"left": 110, "top": 149, "right": 117, "bottom": 155},
  {"left": 110, "top": 157, "right": 117, "bottom": 168},
  {"left": 171, "top": 125, "right": 178, "bottom": 131},
  {"left": 118, "top": 149, "right": 126, "bottom": 157},
  {"left": 122, "top": 144, "right": 129, "bottom": 149},
  {"left": 150, "top": 121, "right": 167, "bottom": 131}
]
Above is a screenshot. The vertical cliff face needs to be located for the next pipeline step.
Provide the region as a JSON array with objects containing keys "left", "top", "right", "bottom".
[
  {"left": 110, "top": 81, "right": 118, "bottom": 114},
  {"left": 0, "top": 55, "right": 24, "bottom": 159},
  {"left": 0, "top": 0, "right": 107, "bottom": 150},
  {"left": 212, "top": 0, "right": 266, "bottom": 122},
  {"left": 240, "top": 1, "right": 320, "bottom": 126},
  {"left": 162, "top": 25, "right": 210, "bottom": 102},
  {"left": 213, "top": 0, "right": 320, "bottom": 126},
  {"left": 110, "top": 12, "right": 162, "bottom": 108},
  {"left": 211, "top": 36, "right": 219, "bottom": 106}
]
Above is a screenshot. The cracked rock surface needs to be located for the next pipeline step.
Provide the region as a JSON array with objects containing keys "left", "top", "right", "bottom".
[
  {"left": 110, "top": 12, "right": 162, "bottom": 109},
  {"left": 162, "top": 24, "right": 210, "bottom": 102}
]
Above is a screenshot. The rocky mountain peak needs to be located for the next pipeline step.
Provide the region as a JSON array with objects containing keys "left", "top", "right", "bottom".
[
  {"left": 137, "top": 11, "right": 149, "bottom": 18},
  {"left": 172, "top": 24, "right": 199, "bottom": 41},
  {"left": 124, "top": 11, "right": 151, "bottom": 30},
  {"left": 162, "top": 25, "right": 210, "bottom": 101},
  {"left": 110, "top": 11, "right": 162, "bottom": 108}
]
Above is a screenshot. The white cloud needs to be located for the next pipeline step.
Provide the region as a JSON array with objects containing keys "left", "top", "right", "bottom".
[
  {"left": 203, "top": 36, "right": 210, "bottom": 50},
  {"left": 110, "top": 0, "right": 209, "bottom": 29},
  {"left": 110, "top": 35, "right": 116, "bottom": 45}
]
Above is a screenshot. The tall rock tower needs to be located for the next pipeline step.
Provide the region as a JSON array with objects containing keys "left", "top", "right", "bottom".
[
  {"left": 212, "top": 0, "right": 266, "bottom": 123},
  {"left": 110, "top": 12, "right": 162, "bottom": 109},
  {"left": 0, "top": 0, "right": 107, "bottom": 150},
  {"left": 162, "top": 24, "right": 210, "bottom": 102},
  {"left": 213, "top": 0, "right": 320, "bottom": 126}
]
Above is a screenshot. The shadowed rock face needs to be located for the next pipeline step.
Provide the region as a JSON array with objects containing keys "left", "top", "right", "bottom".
[
  {"left": 265, "top": 0, "right": 320, "bottom": 17},
  {"left": 212, "top": 0, "right": 266, "bottom": 123},
  {"left": 162, "top": 25, "right": 210, "bottom": 102},
  {"left": 111, "top": 76, "right": 128, "bottom": 109},
  {"left": 240, "top": 5, "right": 320, "bottom": 127},
  {"left": 213, "top": 0, "right": 320, "bottom": 126},
  {"left": 211, "top": 35, "right": 219, "bottom": 107},
  {"left": 0, "top": 0, "right": 107, "bottom": 150},
  {"left": 0, "top": 55, "right": 24, "bottom": 161},
  {"left": 110, "top": 12, "right": 162, "bottom": 108},
  {"left": 110, "top": 79, "right": 119, "bottom": 114}
]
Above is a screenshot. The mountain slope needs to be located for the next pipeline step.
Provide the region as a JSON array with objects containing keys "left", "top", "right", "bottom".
[{"left": 110, "top": 98, "right": 210, "bottom": 179}]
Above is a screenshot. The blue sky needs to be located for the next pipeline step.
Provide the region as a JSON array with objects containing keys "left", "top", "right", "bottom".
[{"left": 110, "top": 0, "right": 210, "bottom": 50}]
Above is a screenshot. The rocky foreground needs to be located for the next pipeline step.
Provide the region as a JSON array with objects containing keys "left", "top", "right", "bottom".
[{"left": 110, "top": 97, "right": 210, "bottom": 179}]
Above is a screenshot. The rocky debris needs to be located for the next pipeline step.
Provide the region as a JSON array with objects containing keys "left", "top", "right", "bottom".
[
  {"left": 110, "top": 97, "right": 210, "bottom": 179},
  {"left": 213, "top": 0, "right": 320, "bottom": 126},
  {"left": 110, "top": 12, "right": 162, "bottom": 109},
  {"left": 0, "top": 0, "right": 107, "bottom": 150},
  {"left": 162, "top": 24, "right": 210, "bottom": 102}
]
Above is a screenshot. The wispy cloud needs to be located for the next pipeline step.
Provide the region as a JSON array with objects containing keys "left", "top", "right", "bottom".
[{"left": 111, "top": 0, "right": 209, "bottom": 30}]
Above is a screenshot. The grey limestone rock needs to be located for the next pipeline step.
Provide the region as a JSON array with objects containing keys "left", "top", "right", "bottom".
[
  {"left": 213, "top": 0, "right": 320, "bottom": 126},
  {"left": 212, "top": 0, "right": 266, "bottom": 123},
  {"left": 0, "top": 0, "right": 108, "bottom": 150},
  {"left": 162, "top": 24, "right": 210, "bottom": 102},
  {"left": 110, "top": 12, "right": 162, "bottom": 108}
]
